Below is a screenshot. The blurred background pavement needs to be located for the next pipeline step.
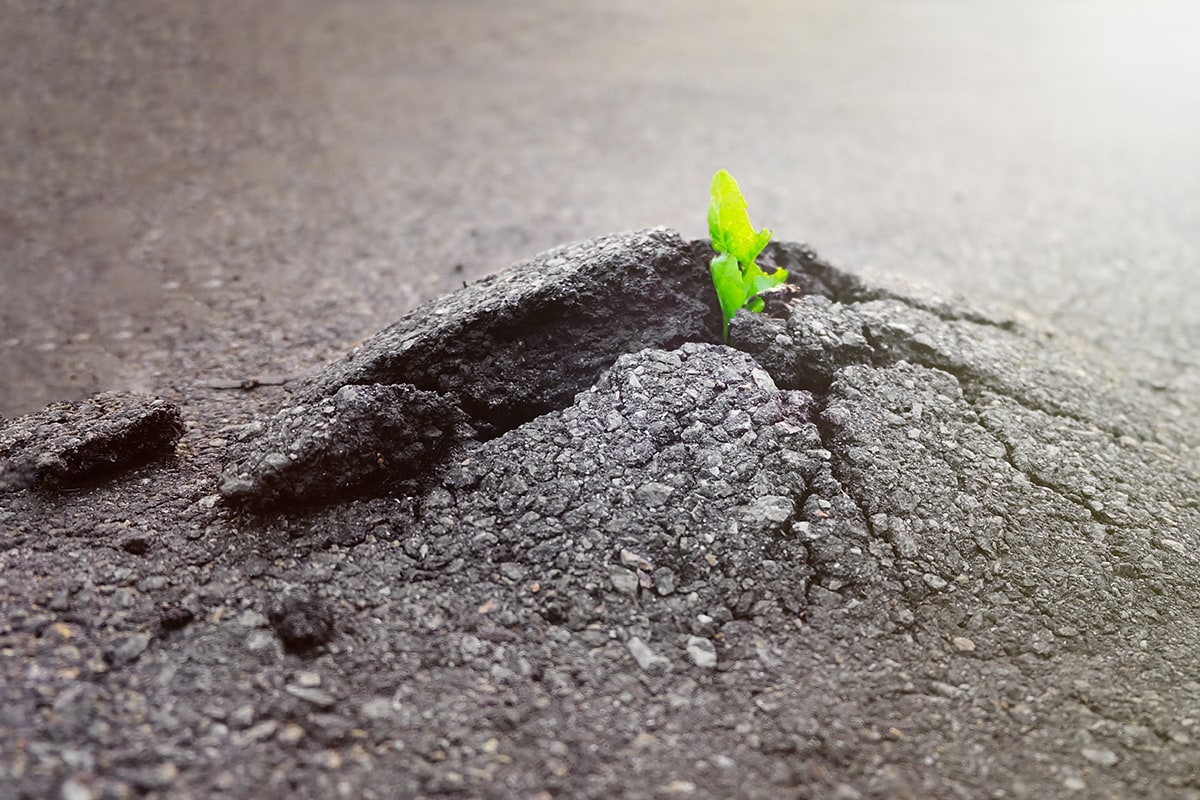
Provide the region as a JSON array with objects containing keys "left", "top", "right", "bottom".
[{"left": 2, "top": 0, "right": 1198, "bottom": 416}]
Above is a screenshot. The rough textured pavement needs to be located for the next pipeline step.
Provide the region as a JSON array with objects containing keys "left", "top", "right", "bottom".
[
  {"left": 3, "top": 232, "right": 1199, "bottom": 799},
  {"left": 4, "top": 3, "right": 1200, "bottom": 798}
]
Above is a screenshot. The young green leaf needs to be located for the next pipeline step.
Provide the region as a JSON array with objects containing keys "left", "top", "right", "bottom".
[
  {"left": 707, "top": 169, "right": 786, "bottom": 341},
  {"left": 708, "top": 170, "right": 772, "bottom": 268}
]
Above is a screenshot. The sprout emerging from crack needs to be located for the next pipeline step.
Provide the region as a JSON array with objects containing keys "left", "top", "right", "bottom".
[{"left": 707, "top": 169, "right": 788, "bottom": 341}]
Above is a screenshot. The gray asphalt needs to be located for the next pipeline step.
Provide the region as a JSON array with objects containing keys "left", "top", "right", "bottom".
[{"left": 3, "top": 0, "right": 1199, "bottom": 417}]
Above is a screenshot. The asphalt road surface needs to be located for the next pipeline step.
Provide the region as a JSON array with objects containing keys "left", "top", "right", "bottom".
[
  {"left": 5, "top": 5, "right": 1200, "bottom": 797},
  {"left": 3, "top": 0, "right": 1198, "bottom": 416}
]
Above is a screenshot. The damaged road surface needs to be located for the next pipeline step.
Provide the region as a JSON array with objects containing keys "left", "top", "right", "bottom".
[{"left": 3, "top": 229, "right": 1200, "bottom": 799}]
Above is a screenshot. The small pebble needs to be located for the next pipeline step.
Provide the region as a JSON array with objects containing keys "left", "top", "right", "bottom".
[
  {"left": 951, "top": 636, "right": 975, "bottom": 652},
  {"left": 627, "top": 636, "right": 670, "bottom": 672},
  {"left": 922, "top": 574, "right": 949, "bottom": 591},
  {"left": 269, "top": 593, "right": 335, "bottom": 653},
  {"left": 609, "top": 566, "right": 639, "bottom": 596},
  {"left": 115, "top": 632, "right": 151, "bottom": 663},
  {"left": 686, "top": 636, "right": 717, "bottom": 669},
  {"left": 60, "top": 779, "right": 92, "bottom": 800},
  {"left": 285, "top": 684, "right": 336, "bottom": 709},
  {"left": 1080, "top": 747, "right": 1118, "bottom": 766}
]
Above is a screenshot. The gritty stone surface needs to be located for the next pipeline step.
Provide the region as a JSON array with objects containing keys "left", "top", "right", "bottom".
[
  {"left": 0, "top": 391, "right": 183, "bottom": 491},
  {"left": 426, "top": 342, "right": 825, "bottom": 620},
  {"left": 219, "top": 382, "right": 472, "bottom": 507},
  {"left": 1, "top": 232, "right": 1199, "bottom": 799}
]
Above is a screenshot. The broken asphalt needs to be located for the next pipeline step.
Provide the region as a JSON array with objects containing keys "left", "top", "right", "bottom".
[{"left": 3, "top": 229, "right": 1200, "bottom": 799}]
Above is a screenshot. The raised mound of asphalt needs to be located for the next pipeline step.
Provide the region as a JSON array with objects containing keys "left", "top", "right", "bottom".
[{"left": 3, "top": 228, "right": 1199, "bottom": 799}]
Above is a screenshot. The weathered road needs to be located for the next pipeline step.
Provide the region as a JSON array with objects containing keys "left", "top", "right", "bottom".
[{"left": 3, "top": 6, "right": 1200, "bottom": 797}]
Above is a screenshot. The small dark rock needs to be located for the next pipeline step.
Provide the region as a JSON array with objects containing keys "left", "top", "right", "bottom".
[
  {"left": 540, "top": 597, "right": 569, "bottom": 625},
  {"left": 322, "top": 525, "right": 368, "bottom": 549},
  {"left": 269, "top": 593, "right": 335, "bottom": 653},
  {"left": 159, "top": 606, "right": 195, "bottom": 632},
  {"left": 121, "top": 535, "right": 153, "bottom": 555}
]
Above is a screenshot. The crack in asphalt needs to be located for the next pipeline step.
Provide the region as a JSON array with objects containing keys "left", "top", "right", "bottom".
[
  {"left": 967, "top": 399, "right": 1112, "bottom": 529},
  {"left": 854, "top": 322, "right": 1127, "bottom": 443},
  {"left": 751, "top": 286, "right": 1138, "bottom": 536}
]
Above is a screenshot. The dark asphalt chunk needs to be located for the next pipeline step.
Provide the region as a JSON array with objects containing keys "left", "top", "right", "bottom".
[
  {"left": 0, "top": 392, "right": 183, "bottom": 491},
  {"left": 219, "top": 382, "right": 473, "bottom": 508},
  {"left": 302, "top": 227, "right": 721, "bottom": 429},
  {"left": 421, "top": 342, "right": 826, "bottom": 623}
]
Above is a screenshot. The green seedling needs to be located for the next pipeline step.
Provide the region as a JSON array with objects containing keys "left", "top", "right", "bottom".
[{"left": 707, "top": 169, "right": 787, "bottom": 341}]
